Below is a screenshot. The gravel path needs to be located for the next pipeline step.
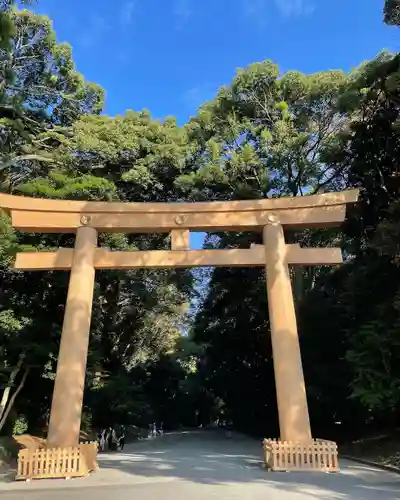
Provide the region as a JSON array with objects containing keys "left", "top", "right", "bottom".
[{"left": 0, "top": 429, "right": 399, "bottom": 499}]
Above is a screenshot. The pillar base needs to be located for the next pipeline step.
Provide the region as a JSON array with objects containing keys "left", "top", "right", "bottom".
[{"left": 263, "top": 438, "right": 339, "bottom": 472}]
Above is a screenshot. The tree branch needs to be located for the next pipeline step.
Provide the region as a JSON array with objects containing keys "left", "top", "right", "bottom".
[{"left": 0, "top": 367, "right": 29, "bottom": 432}]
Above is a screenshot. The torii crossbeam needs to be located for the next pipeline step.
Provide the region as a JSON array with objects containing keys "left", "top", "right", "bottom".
[{"left": 0, "top": 190, "right": 358, "bottom": 454}]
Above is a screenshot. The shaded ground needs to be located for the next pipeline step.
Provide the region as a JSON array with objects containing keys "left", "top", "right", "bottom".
[
  {"left": 0, "top": 429, "right": 399, "bottom": 499},
  {"left": 341, "top": 430, "right": 400, "bottom": 468}
]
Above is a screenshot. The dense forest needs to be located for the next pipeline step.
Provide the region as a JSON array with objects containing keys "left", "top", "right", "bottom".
[{"left": 0, "top": 1, "right": 399, "bottom": 447}]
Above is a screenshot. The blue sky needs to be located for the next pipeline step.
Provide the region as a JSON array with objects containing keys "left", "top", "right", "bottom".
[
  {"left": 33, "top": 0, "right": 398, "bottom": 125},
  {"left": 31, "top": 1, "right": 398, "bottom": 250}
]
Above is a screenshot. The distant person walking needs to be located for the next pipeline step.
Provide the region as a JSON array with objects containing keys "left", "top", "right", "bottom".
[
  {"left": 107, "top": 426, "right": 118, "bottom": 451},
  {"left": 118, "top": 425, "right": 126, "bottom": 451},
  {"left": 106, "top": 427, "right": 112, "bottom": 450},
  {"left": 99, "top": 429, "right": 106, "bottom": 452}
]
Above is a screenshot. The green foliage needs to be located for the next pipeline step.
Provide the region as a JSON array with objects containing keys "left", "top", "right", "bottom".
[
  {"left": 0, "top": 8, "right": 104, "bottom": 190},
  {"left": 0, "top": 212, "right": 17, "bottom": 265},
  {"left": 0, "top": 3, "right": 36, "bottom": 48},
  {"left": 384, "top": 0, "right": 400, "bottom": 25},
  {"left": 12, "top": 414, "right": 28, "bottom": 435},
  {"left": 298, "top": 47, "right": 400, "bottom": 431},
  {"left": 17, "top": 171, "right": 118, "bottom": 201},
  {"left": 58, "top": 111, "right": 194, "bottom": 202},
  {"left": 182, "top": 61, "right": 348, "bottom": 202}
]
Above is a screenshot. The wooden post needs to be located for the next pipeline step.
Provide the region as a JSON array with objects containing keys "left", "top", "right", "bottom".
[
  {"left": 47, "top": 226, "right": 98, "bottom": 449},
  {"left": 263, "top": 217, "right": 312, "bottom": 443},
  {"left": 171, "top": 229, "right": 190, "bottom": 250}
]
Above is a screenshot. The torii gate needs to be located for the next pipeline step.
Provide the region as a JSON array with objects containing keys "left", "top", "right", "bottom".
[{"left": 0, "top": 190, "right": 358, "bottom": 458}]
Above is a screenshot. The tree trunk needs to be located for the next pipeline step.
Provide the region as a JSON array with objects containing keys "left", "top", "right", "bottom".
[
  {"left": 0, "top": 367, "right": 29, "bottom": 432},
  {"left": 0, "top": 356, "right": 24, "bottom": 421},
  {"left": 293, "top": 267, "right": 304, "bottom": 307}
]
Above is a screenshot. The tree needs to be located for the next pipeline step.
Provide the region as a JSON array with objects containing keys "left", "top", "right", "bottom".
[
  {"left": 384, "top": 0, "right": 400, "bottom": 26},
  {"left": 299, "top": 47, "right": 400, "bottom": 429},
  {"left": 178, "top": 62, "right": 348, "bottom": 201},
  {"left": 0, "top": 9, "right": 104, "bottom": 190},
  {"left": 0, "top": 2, "right": 37, "bottom": 49}
]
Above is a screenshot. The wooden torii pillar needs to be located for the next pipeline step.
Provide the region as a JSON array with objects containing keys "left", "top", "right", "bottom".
[{"left": 0, "top": 190, "right": 358, "bottom": 462}]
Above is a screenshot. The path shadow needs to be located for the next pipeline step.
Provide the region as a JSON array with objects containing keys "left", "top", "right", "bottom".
[{"left": 0, "top": 467, "right": 16, "bottom": 484}]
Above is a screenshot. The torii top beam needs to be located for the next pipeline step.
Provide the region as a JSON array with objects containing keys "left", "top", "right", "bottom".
[{"left": 0, "top": 190, "right": 359, "bottom": 233}]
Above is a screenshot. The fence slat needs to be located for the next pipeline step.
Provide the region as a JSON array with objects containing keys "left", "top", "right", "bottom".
[{"left": 55, "top": 448, "right": 61, "bottom": 476}]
